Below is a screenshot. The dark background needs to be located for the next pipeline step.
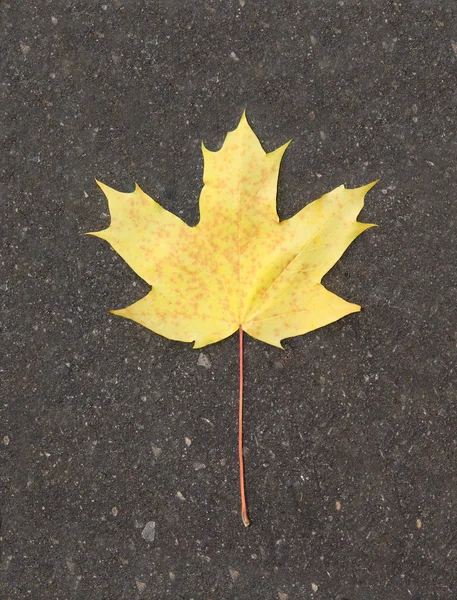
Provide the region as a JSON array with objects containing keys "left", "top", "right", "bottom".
[{"left": 2, "top": 1, "right": 457, "bottom": 599}]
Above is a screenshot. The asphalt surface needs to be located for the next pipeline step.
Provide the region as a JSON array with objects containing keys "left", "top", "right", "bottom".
[{"left": 2, "top": 1, "right": 457, "bottom": 599}]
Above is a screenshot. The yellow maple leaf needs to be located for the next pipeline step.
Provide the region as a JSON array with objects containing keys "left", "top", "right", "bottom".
[
  {"left": 89, "top": 112, "right": 376, "bottom": 527},
  {"left": 90, "top": 112, "right": 376, "bottom": 349}
]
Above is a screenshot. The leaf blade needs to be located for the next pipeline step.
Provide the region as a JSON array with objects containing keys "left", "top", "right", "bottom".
[{"left": 91, "top": 114, "right": 376, "bottom": 348}]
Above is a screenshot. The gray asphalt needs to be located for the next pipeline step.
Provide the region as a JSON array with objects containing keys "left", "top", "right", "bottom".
[{"left": 2, "top": 2, "right": 457, "bottom": 599}]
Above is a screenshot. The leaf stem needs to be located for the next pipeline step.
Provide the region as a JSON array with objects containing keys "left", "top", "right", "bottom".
[{"left": 239, "top": 326, "right": 250, "bottom": 527}]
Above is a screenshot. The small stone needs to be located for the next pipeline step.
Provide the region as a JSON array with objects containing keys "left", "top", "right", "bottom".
[
  {"left": 141, "top": 521, "right": 156, "bottom": 542},
  {"left": 51, "top": 16, "right": 58, "bottom": 25},
  {"left": 416, "top": 518, "right": 422, "bottom": 529},
  {"left": 451, "top": 40, "right": 457, "bottom": 57},
  {"left": 193, "top": 462, "right": 206, "bottom": 471},
  {"left": 278, "top": 592, "right": 289, "bottom": 600},
  {"left": 185, "top": 437, "right": 192, "bottom": 446},
  {"left": 135, "top": 580, "right": 146, "bottom": 593},
  {"left": 311, "top": 583, "right": 318, "bottom": 592},
  {"left": 3, "top": 435, "right": 9, "bottom": 446},
  {"left": 169, "top": 571, "right": 176, "bottom": 581},
  {"left": 111, "top": 506, "right": 119, "bottom": 517},
  {"left": 19, "top": 41, "right": 31, "bottom": 55},
  {"left": 230, "top": 51, "right": 239, "bottom": 61},
  {"left": 239, "top": 0, "right": 245, "bottom": 6},
  {"left": 176, "top": 491, "right": 186, "bottom": 501},
  {"left": 66, "top": 557, "right": 77, "bottom": 574},
  {"left": 335, "top": 500, "right": 341, "bottom": 511},
  {"left": 151, "top": 445, "right": 162, "bottom": 458},
  {"left": 197, "top": 353, "right": 211, "bottom": 369},
  {"left": 229, "top": 567, "right": 240, "bottom": 581}
]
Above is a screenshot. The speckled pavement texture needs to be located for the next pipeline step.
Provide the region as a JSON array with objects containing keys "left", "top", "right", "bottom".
[{"left": 2, "top": 2, "right": 457, "bottom": 599}]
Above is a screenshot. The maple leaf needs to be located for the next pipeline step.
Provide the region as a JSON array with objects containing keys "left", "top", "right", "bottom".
[
  {"left": 90, "top": 113, "right": 376, "bottom": 349},
  {"left": 89, "top": 112, "right": 376, "bottom": 527}
]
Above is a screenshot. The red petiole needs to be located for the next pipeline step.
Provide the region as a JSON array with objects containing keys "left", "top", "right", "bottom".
[{"left": 239, "top": 326, "right": 250, "bottom": 527}]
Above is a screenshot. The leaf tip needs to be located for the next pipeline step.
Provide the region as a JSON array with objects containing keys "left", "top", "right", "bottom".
[
  {"left": 95, "top": 178, "right": 107, "bottom": 190},
  {"left": 272, "top": 339, "right": 285, "bottom": 350},
  {"left": 109, "top": 308, "right": 128, "bottom": 319},
  {"left": 133, "top": 181, "right": 143, "bottom": 194},
  {"left": 201, "top": 139, "right": 217, "bottom": 158},
  {"left": 239, "top": 109, "right": 252, "bottom": 130},
  {"left": 362, "top": 180, "right": 379, "bottom": 194},
  {"left": 95, "top": 179, "right": 118, "bottom": 200},
  {"left": 269, "top": 139, "right": 292, "bottom": 161},
  {"left": 85, "top": 229, "right": 107, "bottom": 239},
  {"left": 358, "top": 222, "right": 378, "bottom": 233}
]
